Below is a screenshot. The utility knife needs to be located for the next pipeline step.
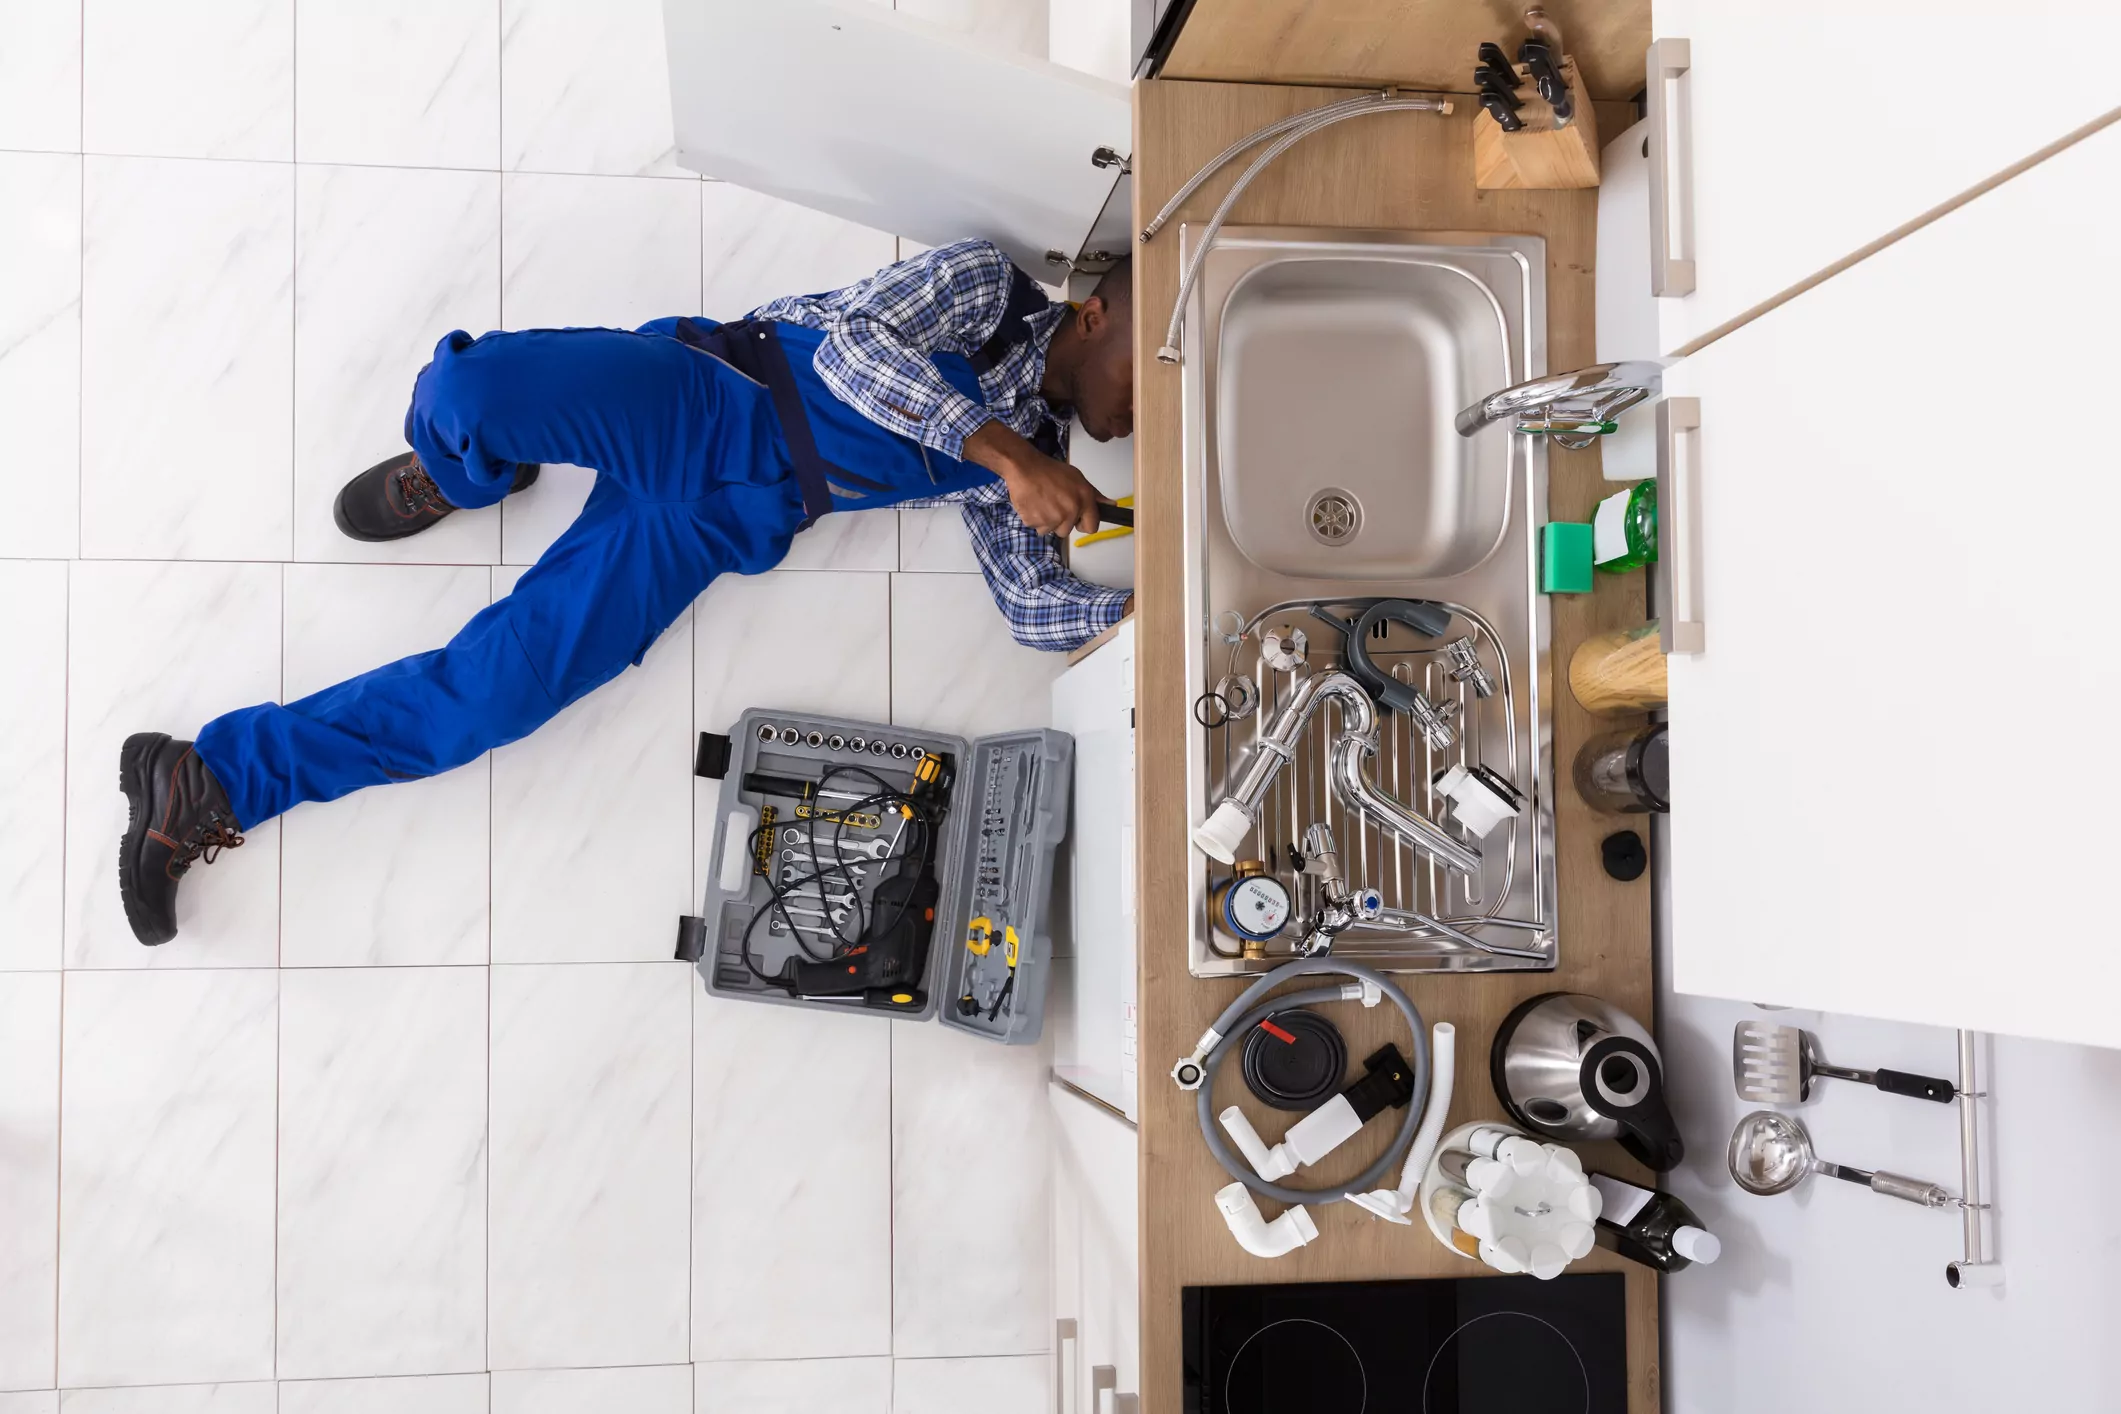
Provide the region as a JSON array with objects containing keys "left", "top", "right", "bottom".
[{"left": 1478, "top": 89, "right": 1526, "bottom": 132}]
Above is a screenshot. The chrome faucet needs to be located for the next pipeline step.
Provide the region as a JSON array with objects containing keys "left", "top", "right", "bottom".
[
  {"left": 1453, "top": 360, "right": 1667, "bottom": 449},
  {"left": 1295, "top": 823, "right": 1360, "bottom": 957}
]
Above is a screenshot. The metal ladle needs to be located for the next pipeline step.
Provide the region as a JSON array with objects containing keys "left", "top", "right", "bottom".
[{"left": 1726, "top": 1110, "right": 1960, "bottom": 1209}]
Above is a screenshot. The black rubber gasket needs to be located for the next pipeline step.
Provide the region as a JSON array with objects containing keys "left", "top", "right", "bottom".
[{"left": 1240, "top": 1008, "right": 1348, "bottom": 1111}]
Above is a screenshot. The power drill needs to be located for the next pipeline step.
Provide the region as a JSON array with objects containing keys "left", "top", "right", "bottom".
[{"left": 780, "top": 751, "right": 954, "bottom": 1013}]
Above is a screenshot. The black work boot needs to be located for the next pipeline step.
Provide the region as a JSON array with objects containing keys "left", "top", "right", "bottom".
[
  {"left": 332, "top": 451, "right": 540, "bottom": 542},
  {"left": 118, "top": 733, "right": 246, "bottom": 947}
]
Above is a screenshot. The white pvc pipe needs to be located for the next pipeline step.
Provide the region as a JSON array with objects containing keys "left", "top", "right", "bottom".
[
  {"left": 1219, "top": 1106, "right": 1297, "bottom": 1181},
  {"left": 1350, "top": 1022, "right": 1456, "bottom": 1222},
  {"left": 1215, "top": 1182, "right": 1320, "bottom": 1259}
]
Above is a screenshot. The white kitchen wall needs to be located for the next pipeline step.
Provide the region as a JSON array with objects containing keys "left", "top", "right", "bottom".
[
  {"left": 1654, "top": 815, "right": 2121, "bottom": 1411},
  {"left": 0, "top": 1, "right": 1091, "bottom": 1410}
]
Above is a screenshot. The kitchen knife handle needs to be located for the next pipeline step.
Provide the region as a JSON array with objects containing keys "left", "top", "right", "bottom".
[
  {"left": 1645, "top": 36, "right": 1696, "bottom": 295},
  {"left": 1875, "top": 1068, "right": 1959, "bottom": 1103}
]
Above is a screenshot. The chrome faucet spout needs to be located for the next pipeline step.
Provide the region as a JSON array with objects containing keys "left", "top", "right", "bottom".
[{"left": 1453, "top": 360, "right": 1667, "bottom": 444}]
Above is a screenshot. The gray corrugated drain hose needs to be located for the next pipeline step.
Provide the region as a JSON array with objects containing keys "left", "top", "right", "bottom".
[{"left": 1185, "top": 958, "right": 1430, "bottom": 1207}]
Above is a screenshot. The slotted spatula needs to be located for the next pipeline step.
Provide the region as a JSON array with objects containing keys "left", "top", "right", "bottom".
[{"left": 1732, "top": 1021, "right": 1956, "bottom": 1105}]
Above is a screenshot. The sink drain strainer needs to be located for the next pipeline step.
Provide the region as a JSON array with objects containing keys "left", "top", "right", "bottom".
[{"left": 1306, "top": 489, "right": 1362, "bottom": 547}]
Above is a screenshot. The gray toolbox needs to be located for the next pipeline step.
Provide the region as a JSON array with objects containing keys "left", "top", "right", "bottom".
[{"left": 677, "top": 709, "right": 1072, "bottom": 1044}]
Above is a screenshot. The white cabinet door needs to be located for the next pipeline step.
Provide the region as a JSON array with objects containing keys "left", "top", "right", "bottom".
[
  {"left": 1663, "top": 116, "right": 2121, "bottom": 1047},
  {"left": 1049, "top": 620, "right": 1138, "bottom": 1119},
  {"left": 1650, "top": 0, "right": 2121, "bottom": 354},
  {"left": 663, "top": 0, "right": 1130, "bottom": 277},
  {"left": 1049, "top": 1080, "right": 1140, "bottom": 1414}
]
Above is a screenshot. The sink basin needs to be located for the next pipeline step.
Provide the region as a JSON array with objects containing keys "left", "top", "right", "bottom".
[
  {"left": 1216, "top": 255, "right": 1515, "bottom": 580},
  {"left": 1179, "top": 226, "right": 1557, "bottom": 978}
]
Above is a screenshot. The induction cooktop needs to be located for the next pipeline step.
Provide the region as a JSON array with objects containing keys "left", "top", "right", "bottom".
[{"left": 1182, "top": 1273, "right": 1627, "bottom": 1414}]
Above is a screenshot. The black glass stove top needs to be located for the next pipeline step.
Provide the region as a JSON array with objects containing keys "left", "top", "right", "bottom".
[{"left": 1182, "top": 1273, "right": 1627, "bottom": 1414}]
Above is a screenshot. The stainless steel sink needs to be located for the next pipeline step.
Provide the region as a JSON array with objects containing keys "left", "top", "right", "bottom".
[
  {"left": 1180, "top": 226, "right": 1557, "bottom": 977},
  {"left": 1216, "top": 253, "right": 1515, "bottom": 581}
]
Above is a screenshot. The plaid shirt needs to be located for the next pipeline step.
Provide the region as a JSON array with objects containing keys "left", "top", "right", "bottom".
[{"left": 749, "top": 240, "right": 1130, "bottom": 653}]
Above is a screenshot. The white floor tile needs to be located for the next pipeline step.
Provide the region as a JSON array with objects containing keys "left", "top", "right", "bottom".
[
  {"left": 490, "top": 567, "right": 693, "bottom": 963},
  {"left": 84, "top": 0, "right": 292, "bottom": 160},
  {"left": 279, "top": 1374, "right": 487, "bottom": 1414},
  {"left": 897, "top": 508, "right": 981, "bottom": 574},
  {"left": 0, "top": 563, "right": 67, "bottom": 971},
  {"left": 890, "top": 574, "right": 1065, "bottom": 739},
  {"left": 0, "top": 974, "right": 59, "bottom": 1390},
  {"left": 488, "top": 963, "right": 692, "bottom": 1369},
  {"left": 501, "top": 172, "right": 702, "bottom": 331},
  {"left": 294, "top": 165, "right": 502, "bottom": 566},
  {"left": 775, "top": 511, "right": 900, "bottom": 573},
  {"left": 494, "top": 1365, "right": 691, "bottom": 1414},
  {"left": 0, "top": 0, "right": 78, "bottom": 152},
  {"left": 497, "top": 170, "right": 701, "bottom": 564},
  {"left": 58, "top": 970, "right": 278, "bottom": 1387},
  {"left": 500, "top": 0, "right": 682, "bottom": 177},
  {"left": 280, "top": 564, "right": 493, "bottom": 967},
  {"left": 689, "top": 569, "right": 891, "bottom": 901},
  {"left": 892, "top": 1355, "right": 1048, "bottom": 1414},
  {"left": 692, "top": 1358, "right": 891, "bottom": 1414},
  {"left": 295, "top": 0, "right": 500, "bottom": 168},
  {"left": 80, "top": 157, "right": 294, "bottom": 561},
  {"left": 64, "top": 561, "right": 282, "bottom": 969},
  {"left": 0, "top": 1396, "right": 54, "bottom": 1414},
  {"left": 278, "top": 968, "right": 487, "bottom": 1379},
  {"left": 0, "top": 153, "right": 80, "bottom": 560},
  {"left": 691, "top": 996, "right": 891, "bottom": 1361},
  {"left": 58, "top": 1385, "right": 277, "bottom": 1414},
  {"left": 699, "top": 185, "right": 895, "bottom": 320},
  {"left": 891, "top": 1022, "right": 1052, "bottom": 1359}
]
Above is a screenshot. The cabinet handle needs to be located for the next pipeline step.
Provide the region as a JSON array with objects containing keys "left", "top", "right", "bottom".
[
  {"left": 1091, "top": 1365, "right": 1117, "bottom": 1413},
  {"left": 1646, "top": 37, "right": 1696, "bottom": 296},
  {"left": 1054, "top": 1318, "right": 1077, "bottom": 1414},
  {"left": 1657, "top": 396, "right": 1704, "bottom": 655}
]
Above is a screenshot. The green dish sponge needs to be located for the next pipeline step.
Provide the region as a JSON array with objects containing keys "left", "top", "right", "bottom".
[{"left": 1542, "top": 522, "right": 1594, "bottom": 594}]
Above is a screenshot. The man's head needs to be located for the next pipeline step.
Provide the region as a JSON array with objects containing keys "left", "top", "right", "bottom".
[{"left": 1046, "top": 259, "right": 1134, "bottom": 443}]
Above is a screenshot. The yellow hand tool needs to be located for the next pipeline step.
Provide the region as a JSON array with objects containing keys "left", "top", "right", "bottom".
[{"left": 1073, "top": 495, "right": 1134, "bottom": 549}]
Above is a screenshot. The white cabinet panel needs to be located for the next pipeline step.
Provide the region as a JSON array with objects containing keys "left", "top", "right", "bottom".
[
  {"left": 1049, "top": 620, "right": 1137, "bottom": 1120},
  {"left": 1650, "top": 0, "right": 2121, "bottom": 353},
  {"left": 1047, "top": 1082, "right": 1138, "bottom": 1414},
  {"left": 1663, "top": 117, "right": 2121, "bottom": 1046},
  {"left": 663, "top": 0, "right": 1127, "bottom": 276}
]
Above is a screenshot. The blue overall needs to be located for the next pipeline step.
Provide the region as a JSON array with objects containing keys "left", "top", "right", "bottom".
[{"left": 197, "top": 274, "right": 1055, "bottom": 829}]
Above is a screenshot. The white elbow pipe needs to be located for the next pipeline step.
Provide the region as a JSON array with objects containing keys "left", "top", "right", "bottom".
[
  {"left": 1219, "top": 1106, "right": 1298, "bottom": 1181},
  {"left": 1215, "top": 1182, "right": 1319, "bottom": 1259},
  {"left": 1350, "top": 1022, "right": 1456, "bottom": 1223}
]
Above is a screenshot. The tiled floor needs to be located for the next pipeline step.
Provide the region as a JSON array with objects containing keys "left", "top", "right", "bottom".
[{"left": 0, "top": 1, "right": 1074, "bottom": 1408}]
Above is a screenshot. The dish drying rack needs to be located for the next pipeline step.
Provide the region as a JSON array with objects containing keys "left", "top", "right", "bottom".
[{"left": 1200, "top": 597, "right": 1556, "bottom": 971}]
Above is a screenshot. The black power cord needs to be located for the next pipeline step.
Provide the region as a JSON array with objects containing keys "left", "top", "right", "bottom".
[{"left": 738, "top": 763, "right": 942, "bottom": 990}]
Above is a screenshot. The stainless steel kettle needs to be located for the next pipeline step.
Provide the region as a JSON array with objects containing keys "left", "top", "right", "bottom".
[{"left": 1490, "top": 992, "right": 1684, "bottom": 1170}]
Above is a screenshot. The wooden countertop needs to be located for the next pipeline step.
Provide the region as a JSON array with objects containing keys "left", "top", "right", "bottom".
[{"left": 1129, "top": 79, "right": 1660, "bottom": 1414}]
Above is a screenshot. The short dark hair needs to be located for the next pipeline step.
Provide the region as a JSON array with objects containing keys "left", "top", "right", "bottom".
[{"left": 1090, "top": 257, "right": 1132, "bottom": 315}]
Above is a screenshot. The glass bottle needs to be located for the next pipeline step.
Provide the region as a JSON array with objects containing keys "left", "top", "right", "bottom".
[
  {"left": 1587, "top": 1172, "right": 1721, "bottom": 1273},
  {"left": 1592, "top": 480, "right": 1658, "bottom": 573}
]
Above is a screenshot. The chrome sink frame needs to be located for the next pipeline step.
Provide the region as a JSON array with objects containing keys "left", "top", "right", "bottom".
[{"left": 1180, "top": 225, "right": 1557, "bottom": 978}]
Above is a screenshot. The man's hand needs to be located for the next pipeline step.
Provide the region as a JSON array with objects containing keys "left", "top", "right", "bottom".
[{"left": 962, "top": 420, "right": 1103, "bottom": 537}]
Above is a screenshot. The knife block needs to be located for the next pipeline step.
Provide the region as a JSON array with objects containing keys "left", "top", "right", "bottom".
[{"left": 1472, "top": 57, "right": 1600, "bottom": 189}]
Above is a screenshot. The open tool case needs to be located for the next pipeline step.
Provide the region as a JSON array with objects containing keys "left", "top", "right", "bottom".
[{"left": 679, "top": 709, "right": 1072, "bottom": 1044}]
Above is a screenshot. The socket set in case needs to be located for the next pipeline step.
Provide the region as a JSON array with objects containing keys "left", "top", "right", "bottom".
[{"left": 678, "top": 708, "right": 1072, "bottom": 1044}]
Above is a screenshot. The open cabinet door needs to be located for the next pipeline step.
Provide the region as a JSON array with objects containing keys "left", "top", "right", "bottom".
[{"left": 663, "top": 0, "right": 1132, "bottom": 278}]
